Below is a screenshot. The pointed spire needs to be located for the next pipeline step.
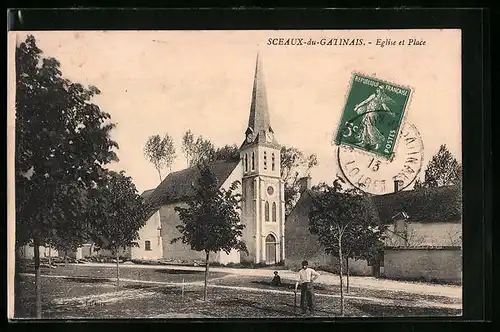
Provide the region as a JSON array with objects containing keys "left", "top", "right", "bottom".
[{"left": 247, "top": 53, "right": 272, "bottom": 136}]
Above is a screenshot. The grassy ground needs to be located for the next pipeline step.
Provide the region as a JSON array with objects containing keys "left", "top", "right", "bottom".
[
  {"left": 211, "top": 275, "right": 462, "bottom": 305},
  {"left": 21, "top": 264, "right": 228, "bottom": 284},
  {"left": 15, "top": 275, "right": 462, "bottom": 319},
  {"left": 15, "top": 265, "right": 462, "bottom": 319}
]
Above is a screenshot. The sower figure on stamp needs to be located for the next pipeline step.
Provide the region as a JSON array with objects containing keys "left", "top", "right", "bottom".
[
  {"left": 353, "top": 85, "right": 396, "bottom": 150},
  {"left": 295, "top": 260, "right": 320, "bottom": 316}
]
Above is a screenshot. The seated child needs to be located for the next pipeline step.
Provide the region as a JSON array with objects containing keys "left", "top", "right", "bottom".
[{"left": 270, "top": 271, "right": 281, "bottom": 286}]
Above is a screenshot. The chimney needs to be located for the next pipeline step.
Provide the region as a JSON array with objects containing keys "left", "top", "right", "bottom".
[
  {"left": 393, "top": 179, "right": 402, "bottom": 193},
  {"left": 299, "top": 176, "right": 312, "bottom": 194}
]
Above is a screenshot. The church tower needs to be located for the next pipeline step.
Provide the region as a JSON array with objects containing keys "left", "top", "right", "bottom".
[{"left": 240, "top": 55, "right": 285, "bottom": 264}]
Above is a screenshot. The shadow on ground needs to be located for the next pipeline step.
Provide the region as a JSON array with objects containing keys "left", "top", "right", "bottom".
[
  {"left": 121, "top": 284, "right": 199, "bottom": 297},
  {"left": 64, "top": 277, "right": 112, "bottom": 283},
  {"left": 154, "top": 269, "right": 203, "bottom": 275},
  {"left": 350, "top": 302, "right": 462, "bottom": 317},
  {"left": 215, "top": 297, "right": 292, "bottom": 316}
]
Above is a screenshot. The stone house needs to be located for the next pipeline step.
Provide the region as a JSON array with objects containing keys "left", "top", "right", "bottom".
[
  {"left": 132, "top": 160, "right": 243, "bottom": 264},
  {"left": 285, "top": 180, "right": 462, "bottom": 283}
]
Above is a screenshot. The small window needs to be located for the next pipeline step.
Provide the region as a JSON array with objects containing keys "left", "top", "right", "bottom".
[
  {"left": 264, "top": 201, "right": 270, "bottom": 222},
  {"left": 272, "top": 202, "right": 277, "bottom": 222},
  {"left": 271, "top": 153, "right": 275, "bottom": 171},
  {"left": 145, "top": 240, "right": 151, "bottom": 251},
  {"left": 244, "top": 154, "right": 248, "bottom": 172},
  {"left": 263, "top": 151, "right": 267, "bottom": 170},
  {"left": 251, "top": 152, "right": 255, "bottom": 170}
]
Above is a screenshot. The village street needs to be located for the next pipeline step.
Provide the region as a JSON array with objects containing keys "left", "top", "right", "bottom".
[
  {"left": 66, "top": 262, "right": 462, "bottom": 299},
  {"left": 16, "top": 262, "right": 463, "bottom": 318}
]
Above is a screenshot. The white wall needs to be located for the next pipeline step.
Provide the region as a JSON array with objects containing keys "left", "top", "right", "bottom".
[
  {"left": 131, "top": 210, "right": 163, "bottom": 260},
  {"left": 220, "top": 163, "right": 243, "bottom": 197},
  {"left": 385, "top": 222, "right": 462, "bottom": 247},
  {"left": 384, "top": 247, "right": 462, "bottom": 283},
  {"left": 218, "top": 249, "right": 240, "bottom": 265},
  {"left": 18, "top": 244, "right": 59, "bottom": 259},
  {"left": 218, "top": 165, "right": 243, "bottom": 264}
]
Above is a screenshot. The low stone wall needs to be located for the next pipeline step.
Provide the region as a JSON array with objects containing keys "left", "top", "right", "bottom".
[{"left": 383, "top": 246, "right": 462, "bottom": 283}]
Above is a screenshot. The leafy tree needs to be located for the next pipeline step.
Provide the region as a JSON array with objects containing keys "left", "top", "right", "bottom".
[
  {"left": 413, "top": 178, "right": 424, "bottom": 189},
  {"left": 181, "top": 130, "right": 216, "bottom": 167},
  {"left": 191, "top": 137, "right": 215, "bottom": 166},
  {"left": 213, "top": 144, "right": 240, "bottom": 162},
  {"left": 172, "top": 163, "right": 247, "bottom": 301},
  {"left": 48, "top": 221, "right": 89, "bottom": 266},
  {"left": 181, "top": 129, "right": 195, "bottom": 167},
  {"left": 311, "top": 179, "right": 386, "bottom": 292},
  {"left": 339, "top": 215, "right": 386, "bottom": 293},
  {"left": 182, "top": 130, "right": 240, "bottom": 167},
  {"left": 15, "top": 35, "right": 118, "bottom": 317},
  {"left": 87, "top": 170, "right": 148, "bottom": 287},
  {"left": 422, "top": 145, "right": 461, "bottom": 187},
  {"left": 308, "top": 179, "right": 382, "bottom": 316},
  {"left": 143, "top": 133, "right": 176, "bottom": 182},
  {"left": 281, "top": 146, "right": 319, "bottom": 216}
]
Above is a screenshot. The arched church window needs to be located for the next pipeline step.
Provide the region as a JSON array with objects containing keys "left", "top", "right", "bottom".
[
  {"left": 251, "top": 152, "right": 255, "bottom": 170},
  {"left": 244, "top": 154, "right": 248, "bottom": 172},
  {"left": 264, "top": 201, "right": 270, "bottom": 222},
  {"left": 271, "top": 153, "right": 275, "bottom": 171},
  {"left": 272, "top": 202, "right": 277, "bottom": 222},
  {"left": 263, "top": 151, "right": 267, "bottom": 170}
]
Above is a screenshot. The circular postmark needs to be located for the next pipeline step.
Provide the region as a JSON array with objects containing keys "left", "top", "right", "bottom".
[{"left": 336, "top": 121, "right": 424, "bottom": 195}]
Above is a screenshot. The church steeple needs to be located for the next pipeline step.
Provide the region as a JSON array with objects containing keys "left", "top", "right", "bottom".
[
  {"left": 242, "top": 54, "right": 278, "bottom": 147},
  {"left": 239, "top": 53, "right": 285, "bottom": 266}
]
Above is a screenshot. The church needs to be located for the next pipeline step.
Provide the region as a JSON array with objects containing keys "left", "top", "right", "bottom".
[{"left": 131, "top": 55, "right": 286, "bottom": 265}]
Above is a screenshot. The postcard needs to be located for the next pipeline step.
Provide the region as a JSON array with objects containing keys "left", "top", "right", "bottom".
[{"left": 8, "top": 28, "right": 462, "bottom": 319}]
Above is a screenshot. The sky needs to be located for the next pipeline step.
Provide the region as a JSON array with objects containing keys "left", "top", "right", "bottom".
[{"left": 11, "top": 30, "right": 462, "bottom": 194}]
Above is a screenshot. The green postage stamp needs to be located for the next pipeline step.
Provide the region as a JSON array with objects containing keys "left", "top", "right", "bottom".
[{"left": 334, "top": 73, "right": 412, "bottom": 159}]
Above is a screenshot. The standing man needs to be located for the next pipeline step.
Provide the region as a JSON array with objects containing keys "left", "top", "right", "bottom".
[{"left": 295, "top": 260, "right": 320, "bottom": 316}]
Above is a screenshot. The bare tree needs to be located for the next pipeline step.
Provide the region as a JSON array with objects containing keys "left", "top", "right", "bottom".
[
  {"left": 281, "top": 146, "right": 319, "bottom": 216},
  {"left": 385, "top": 225, "right": 426, "bottom": 247}
]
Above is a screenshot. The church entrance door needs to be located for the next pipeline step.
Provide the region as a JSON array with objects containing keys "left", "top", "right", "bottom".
[{"left": 265, "top": 234, "right": 277, "bottom": 265}]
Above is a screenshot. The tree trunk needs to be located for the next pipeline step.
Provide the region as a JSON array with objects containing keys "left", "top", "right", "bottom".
[
  {"left": 338, "top": 234, "right": 344, "bottom": 316},
  {"left": 157, "top": 168, "right": 162, "bottom": 182},
  {"left": 64, "top": 250, "right": 68, "bottom": 267},
  {"left": 33, "top": 238, "right": 42, "bottom": 318},
  {"left": 204, "top": 251, "right": 210, "bottom": 301},
  {"left": 346, "top": 257, "right": 350, "bottom": 293},
  {"left": 116, "top": 250, "right": 120, "bottom": 287},
  {"left": 47, "top": 247, "right": 52, "bottom": 274}
]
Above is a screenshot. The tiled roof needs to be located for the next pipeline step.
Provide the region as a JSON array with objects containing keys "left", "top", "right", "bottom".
[
  {"left": 145, "top": 160, "right": 240, "bottom": 210},
  {"left": 140, "top": 189, "right": 155, "bottom": 199},
  {"left": 372, "top": 185, "right": 461, "bottom": 223},
  {"left": 287, "top": 185, "right": 461, "bottom": 224}
]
